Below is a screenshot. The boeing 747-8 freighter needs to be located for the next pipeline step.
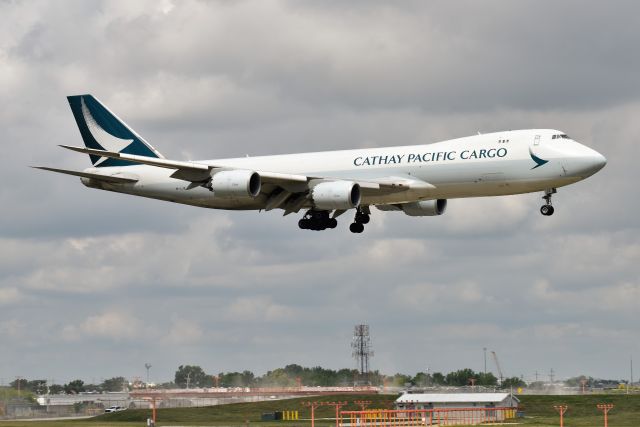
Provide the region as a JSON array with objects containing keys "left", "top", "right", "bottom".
[{"left": 35, "top": 95, "right": 606, "bottom": 233}]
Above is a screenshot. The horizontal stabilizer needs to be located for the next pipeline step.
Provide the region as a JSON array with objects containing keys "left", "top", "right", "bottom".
[
  {"left": 59, "top": 145, "right": 209, "bottom": 173},
  {"left": 32, "top": 166, "right": 138, "bottom": 184}
]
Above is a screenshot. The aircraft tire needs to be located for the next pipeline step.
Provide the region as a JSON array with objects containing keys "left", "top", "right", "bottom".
[
  {"left": 350, "top": 223, "right": 364, "bottom": 233},
  {"left": 540, "top": 205, "right": 554, "bottom": 216},
  {"left": 356, "top": 213, "right": 370, "bottom": 224},
  {"left": 327, "top": 218, "right": 338, "bottom": 229}
]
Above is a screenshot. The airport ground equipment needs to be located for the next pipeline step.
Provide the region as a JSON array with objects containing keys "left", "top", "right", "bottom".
[{"left": 491, "top": 351, "right": 504, "bottom": 385}]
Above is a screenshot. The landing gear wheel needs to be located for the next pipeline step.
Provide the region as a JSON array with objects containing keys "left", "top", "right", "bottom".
[
  {"left": 356, "top": 213, "right": 370, "bottom": 224},
  {"left": 327, "top": 218, "right": 338, "bottom": 229},
  {"left": 540, "top": 188, "right": 557, "bottom": 217},
  {"left": 298, "top": 219, "right": 310, "bottom": 229},
  {"left": 349, "top": 222, "right": 364, "bottom": 233},
  {"left": 540, "top": 205, "right": 555, "bottom": 216}
]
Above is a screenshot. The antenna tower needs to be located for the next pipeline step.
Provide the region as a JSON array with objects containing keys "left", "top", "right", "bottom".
[{"left": 352, "top": 324, "right": 374, "bottom": 384}]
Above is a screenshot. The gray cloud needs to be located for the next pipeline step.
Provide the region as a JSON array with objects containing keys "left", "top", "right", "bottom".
[{"left": 0, "top": 0, "right": 638, "bottom": 384}]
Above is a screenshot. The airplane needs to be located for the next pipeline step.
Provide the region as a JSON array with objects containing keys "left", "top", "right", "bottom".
[{"left": 34, "top": 94, "right": 607, "bottom": 233}]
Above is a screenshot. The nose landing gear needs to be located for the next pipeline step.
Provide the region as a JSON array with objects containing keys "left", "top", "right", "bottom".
[
  {"left": 540, "top": 188, "right": 556, "bottom": 216},
  {"left": 349, "top": 207, "right": 370, "bottom": 233}
]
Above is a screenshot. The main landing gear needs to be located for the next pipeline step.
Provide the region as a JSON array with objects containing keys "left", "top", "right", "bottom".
[
  {"left": 349, "top": 207, "right": 370, "bottom": 234},
  {"left": 540, "top": 188, "right": 556, "bottom": 216},
  {"left": 298, "top": 210, "right": 337, "bottom": 231},
  {"left": 297, "top": 207, "right": 372, "bottom": 233}
]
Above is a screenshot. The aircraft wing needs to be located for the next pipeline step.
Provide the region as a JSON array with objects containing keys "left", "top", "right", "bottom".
[
  {"left": 59, "top": 145, "right": 309, "bottom": 187},
  {"left": 31, "top": 166, "right": 138, "bottom": 183},
  {"left": 58, "top": 145, "right": 436, "bottom": 211},
  {"left": 59, "top": 145, "right": 432, "bottom": 190}
]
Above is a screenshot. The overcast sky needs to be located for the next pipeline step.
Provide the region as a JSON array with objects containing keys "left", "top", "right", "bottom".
[{"left": 1, "top": 1, "right": 638, "bottom": 386}]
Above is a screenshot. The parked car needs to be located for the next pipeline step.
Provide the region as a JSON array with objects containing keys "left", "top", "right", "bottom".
[{"left": 105, "top": 405, "right": 125, "bottom": 413}]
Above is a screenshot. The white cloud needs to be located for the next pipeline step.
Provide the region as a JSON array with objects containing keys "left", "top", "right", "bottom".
[
  {"left": 62, "top": 311, "right": 143, "bottom": 342},
  {"left": 162, "top": 317, "right": 204, "bottom": 345},
  {"left": 0, "top": 0, "right": 638, "bottom": 383}
]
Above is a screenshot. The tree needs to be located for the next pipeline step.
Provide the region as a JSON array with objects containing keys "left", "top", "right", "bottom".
[
  {"left": 565, "top": 375, "right": 594, "bottom": 387},
  {"left": 49, "top": 384, "right": 64, "bottom": 394},
  {"left": 476, "top": 372, "right": 498, "bottom": 386},
  {"left": 64, "top": 379, "right": 85, "bottom": 394},
  {"left": 445, "top": 369, "right": 477, "bottom": 386},
  {"left": 431, "top": 372, "right": 446, "bottom": 385},
  {"left": 388, "top": 373, "right": 412, "bottom": 387},
  {"left": 27, "top": 380, "right": 48, "bottom": 395},
  {"left": 175, "top": 365, "right": 209, "bottom": 388},
  {"left": 218, "top": 371, "right": 255, "bottom": 387},
  {"left": 10, "top": 378, "right": 28, "bottom": 391},
  {"left": 101, "top": 377, "right": 128, "bottom": 392},
  {"left": 259, "top": 368, "right": 295, "bottom": 387},
  {"left": 501, "top": 377, "right": 526, "bottom": 389}
]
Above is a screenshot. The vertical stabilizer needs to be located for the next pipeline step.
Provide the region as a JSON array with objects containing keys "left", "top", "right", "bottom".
[{"left": 67, "top": 94, "right": 164, "bottom": 167}]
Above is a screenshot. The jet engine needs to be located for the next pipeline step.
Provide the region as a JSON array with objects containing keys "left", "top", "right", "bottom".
[
  {"left": 377, "top": 199, "right": 447, "bottom": 216},
  {"left": 210, "top": 170, "right": 261, "bottom": 199},
  {"left": 311, "top": 181, "right": 361, "bottom": 210}
]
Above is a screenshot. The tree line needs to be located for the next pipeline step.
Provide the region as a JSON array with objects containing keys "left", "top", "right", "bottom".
[
  {"left": 5, "top": 364, "right": 534, "bottom": 395},
  {"left": 172, "top": 364, "right": 525, "bottom": 389}
]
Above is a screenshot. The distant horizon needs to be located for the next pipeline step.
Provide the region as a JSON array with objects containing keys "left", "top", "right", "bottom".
[{"left": 3, "top": 363, "right": 632, "bottom": 388}]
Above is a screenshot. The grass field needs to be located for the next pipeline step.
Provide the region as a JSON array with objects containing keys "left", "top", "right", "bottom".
[{"left": 1, "top": 393, "right": 638, "bottom": 427}]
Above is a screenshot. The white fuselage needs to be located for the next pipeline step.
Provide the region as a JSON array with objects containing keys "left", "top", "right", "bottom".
[{"left": 81, "top": 129, "right": 606, "bottom": 210}]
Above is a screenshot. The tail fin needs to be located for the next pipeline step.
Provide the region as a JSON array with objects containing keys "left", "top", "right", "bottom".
[{"left": 67, "top": 94, "right": 164, "bottom": 167}]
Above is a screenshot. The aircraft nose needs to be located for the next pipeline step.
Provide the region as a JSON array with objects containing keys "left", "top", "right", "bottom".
[
  {"left": 588, "top": 151, "right": 607, "bottom": 174},
  {"left": 570, "top": 148, "right": 606, "bottom": 177}
]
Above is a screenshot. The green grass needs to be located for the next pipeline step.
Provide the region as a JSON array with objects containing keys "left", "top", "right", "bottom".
[
  {"left": 1, "top": 393, "right": 638, "bottom": 426},
  {"left": 517, "top": 394, "right": 640, "bottom": 426},
  {"left": 92, "top": 393, "right": 397, "bottom": 424}
]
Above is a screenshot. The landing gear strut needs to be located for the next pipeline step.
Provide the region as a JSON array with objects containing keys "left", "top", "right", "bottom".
[
  {"left": 298, "top": 210, "right": 337, "bottom": 231},
  {"left": 540, "top": 188, "right": 556, "bottom": 216},
  {"left": 350, "top": 207, "right": 370, "bottom": 234}
]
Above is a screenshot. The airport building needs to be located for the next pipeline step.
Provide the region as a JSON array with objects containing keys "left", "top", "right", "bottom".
[{"left": 395, "top": 392, "right": 519, "bottom": 410}]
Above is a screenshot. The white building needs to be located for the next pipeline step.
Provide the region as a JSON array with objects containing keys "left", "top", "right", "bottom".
[
  {"left": 395, "top": 392, "right": 519, "bottom": 410},
  {"left": 395, "top": 392, "right": 519, "bottom": 424}
]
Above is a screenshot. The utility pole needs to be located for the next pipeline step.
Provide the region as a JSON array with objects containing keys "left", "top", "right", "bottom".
[
  {"left": 186, "top": 372, "right": 191, "bottom": 389},
  {"left": 483, "top": 348, "right": 487, "bottom": 375},
  {"left": 549, "top": 368, "right": 555, "bottom": 384},
  {"left": 16, "top": 376, "right": 22, "bottom": 398}
]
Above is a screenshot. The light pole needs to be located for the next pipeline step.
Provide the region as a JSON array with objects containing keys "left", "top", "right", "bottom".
[{"left": 483, "top": 348, "right": 487, "bottom": 375}]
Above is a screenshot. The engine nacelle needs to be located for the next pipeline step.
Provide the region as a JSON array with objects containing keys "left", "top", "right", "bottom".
[
  {"left": 377, "top": 199, "right": 447, "bottom": 216},
  {"left": 401, "top": 199, "right": 447, "bottom": 216},
  {"left": 210, "top": 170, "right": 261, "bottom": 199},
  {"left": 311, "top": 181, "right": 361, "bottom": 210}
]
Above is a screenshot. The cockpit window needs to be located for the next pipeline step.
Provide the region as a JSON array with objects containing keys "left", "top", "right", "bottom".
[{"left": 552, "top": 134, "right": 570, "bottom": 140}]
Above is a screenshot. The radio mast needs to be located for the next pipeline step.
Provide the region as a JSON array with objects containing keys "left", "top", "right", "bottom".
[{"left": 352, "top": 324, "right": 374, "bottom": 385}]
